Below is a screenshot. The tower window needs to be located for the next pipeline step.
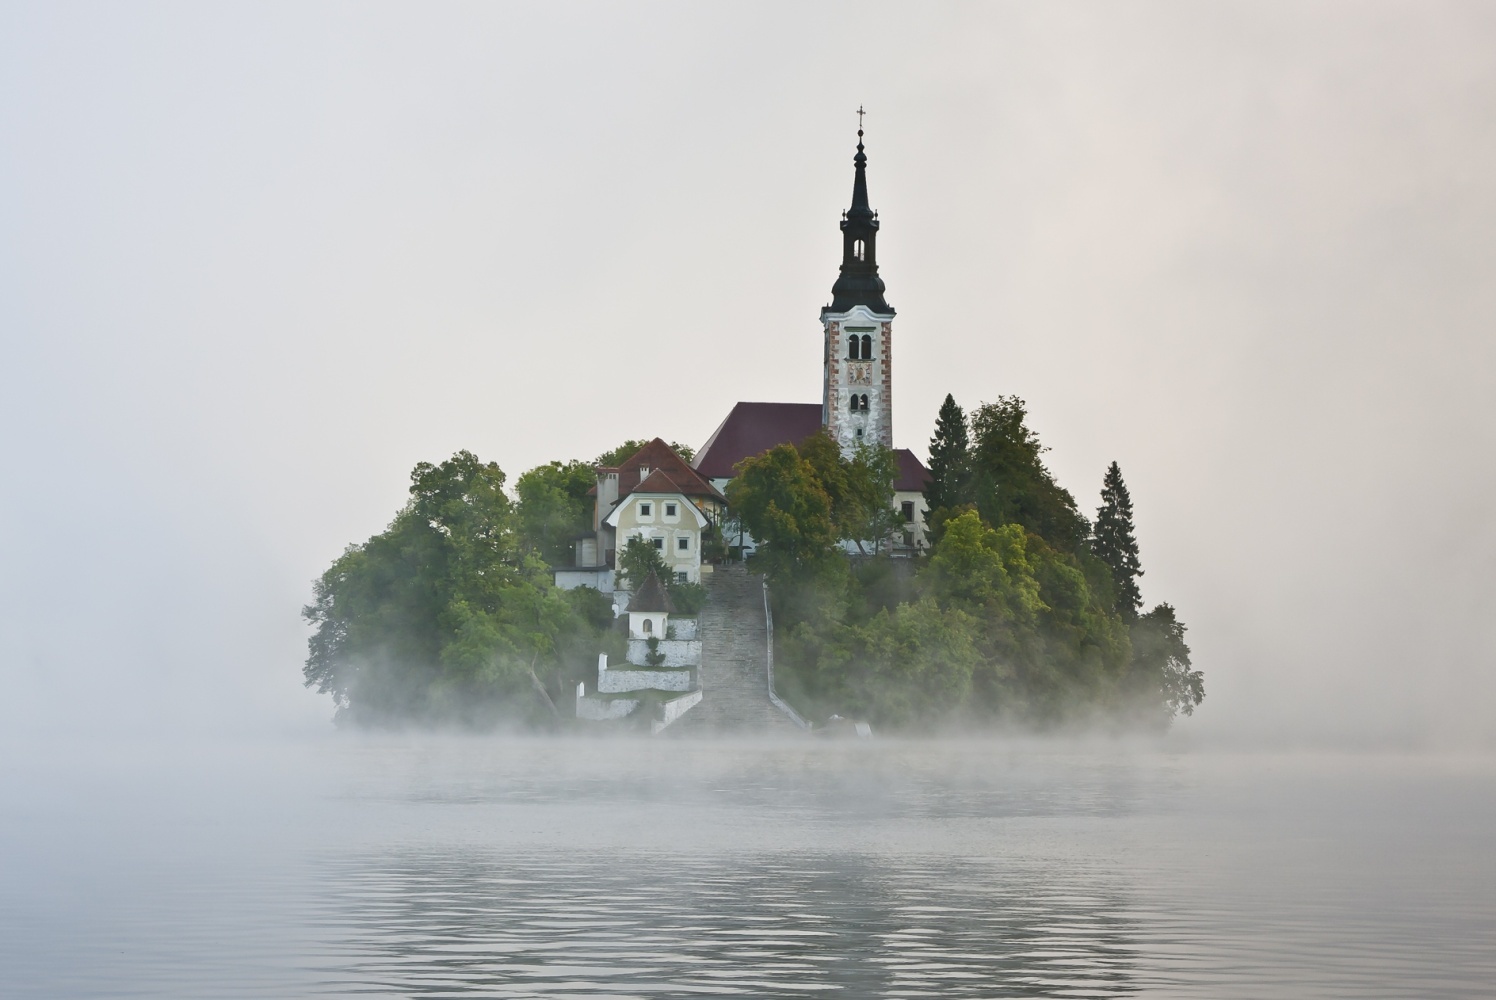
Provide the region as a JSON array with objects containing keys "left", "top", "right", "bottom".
[
  {"left": 853, "top": 239, "right": 865, "bottom": 261},
  {"left": 643, "top": 618, "right": 653, "bottom": 634},
  {"left": 861, "top": 393, "right": 869, "bottom": 411},
  {"left": 901, "top": 501, "right": 915, "bottom": 523},
  {"left": 847, "top": 334, "right": 858, "bottom": 360},
  {"left": 861, "top": 334, "right": 872, "bottom": 359}
]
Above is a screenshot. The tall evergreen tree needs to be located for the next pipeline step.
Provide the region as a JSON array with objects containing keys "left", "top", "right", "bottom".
[
  {"left": 925, "top": 394, "right": 971, "bottom": 517},
  {"left": 1091, "top": 461, "right": 1143, "bottom": 618}
]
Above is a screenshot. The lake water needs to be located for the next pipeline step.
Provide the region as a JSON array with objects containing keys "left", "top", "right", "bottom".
[{"left": 2, "top": 736, "right": 1493, "bottom": 998}]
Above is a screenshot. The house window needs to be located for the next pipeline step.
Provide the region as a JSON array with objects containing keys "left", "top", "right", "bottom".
[
  {"left": 639, "top": 502, "right": 651, "bottom": 517},
  {"left": 902, "top": 501, "right": 915, "bottom": 523},
  {"left": 678, "top": 536, "right": 689, "bottom": 551},
  {"left": 676, "top": 571, "right": 689, "bottom": 584},
  {"left": 652, "top": 537, "right": 663, "bottom": 550},
  {"left": 665, "top": 503, "right": 677, "bottom": 516}
]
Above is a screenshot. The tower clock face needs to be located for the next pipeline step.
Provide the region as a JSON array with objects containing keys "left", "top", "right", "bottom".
[{"left": 848, "top": 363, "right": 872, "bottom": 385}]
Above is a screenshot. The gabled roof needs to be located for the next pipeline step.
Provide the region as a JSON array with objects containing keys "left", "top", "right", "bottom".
[
  {"left": 893, "top": 448, "right": 930, "bottom": 493},
  {"left": 692, "top": 402, "right": 824, "bottom": 479},
  {"left": 629, "top": 571, "right": 675, "bottom": 613},
  {"left": 604, "top": 438, "right": 725, "bottom": 503}
]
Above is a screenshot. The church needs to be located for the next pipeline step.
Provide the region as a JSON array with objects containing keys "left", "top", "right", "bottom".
[
  {"left": 691, "top": 126, "right": 930, "bottom": 553},
  {"left": 557, "top": 127, "right": 930, "bottom": 595}
]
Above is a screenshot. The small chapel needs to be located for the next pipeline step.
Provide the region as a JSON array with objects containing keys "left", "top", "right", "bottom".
[{"left": 557, "top": 126, "right": 930, "bottom": 596}]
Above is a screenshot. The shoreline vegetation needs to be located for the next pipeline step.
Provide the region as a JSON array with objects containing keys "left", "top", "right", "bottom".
[{"left": 303, "top": 403, "right": 1202, "bottom": 731}]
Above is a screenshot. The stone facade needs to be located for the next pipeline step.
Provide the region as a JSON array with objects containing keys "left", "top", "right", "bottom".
[{"left": 822, "top": 305, "right": 894, "bottom": 456}]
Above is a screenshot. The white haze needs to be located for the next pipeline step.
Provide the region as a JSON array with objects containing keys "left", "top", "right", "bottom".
[{"left": 1, "top": 2, "right": 1493, "bottom": 748}]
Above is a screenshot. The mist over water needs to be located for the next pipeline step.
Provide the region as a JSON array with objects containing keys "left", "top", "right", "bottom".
[{"left": 3, "top": 736, "right": 1493, "bottom": 998}]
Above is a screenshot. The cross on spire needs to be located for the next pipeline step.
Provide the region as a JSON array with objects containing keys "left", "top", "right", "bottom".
[{"left": 856, "top": 105, "right": 865, "bottom": 131}]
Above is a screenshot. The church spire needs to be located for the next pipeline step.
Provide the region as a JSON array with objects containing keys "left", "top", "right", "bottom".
[{"left": 827, "top": 114, "right": 893, "bottom": 316}]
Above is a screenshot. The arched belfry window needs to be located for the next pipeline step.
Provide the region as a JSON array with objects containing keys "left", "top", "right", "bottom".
[
  {"left": 853, "top": 239, "right": 865, "bottom": 261},
  {"left": 860, "top": 393, "right": 869, "bottom": 411},
  {"left": 643, "top": 619, "right": 653, "bottom": 634},
  {"left": 861, "top": 335, "right": 872, "bottom": 359},
  {"left": 847, "top": 335, "right": 858, "bottom": 360}
]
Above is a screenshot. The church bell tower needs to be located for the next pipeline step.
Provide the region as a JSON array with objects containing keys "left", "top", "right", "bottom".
[{"left": 821, "top": 121, "right": 895, "bottom": 455}]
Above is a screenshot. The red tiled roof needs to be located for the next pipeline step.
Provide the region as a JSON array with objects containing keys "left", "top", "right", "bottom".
[
  {"left": 893, "top": 448, "right": 930, "bottom": 492},
  {"left": 609, "top": 438, "right": 725, "bottom": 503},
  {"left": 692, "top": 402, "right": 824, "bottom": 478}
]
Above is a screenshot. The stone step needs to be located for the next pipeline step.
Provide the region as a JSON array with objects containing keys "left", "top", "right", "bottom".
[{"left": 664, "top": 564, "right": 804, "bottom": 737}]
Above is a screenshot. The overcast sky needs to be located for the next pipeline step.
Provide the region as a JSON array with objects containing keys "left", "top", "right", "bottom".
[{"left": 2, "top": 1, "right": 1493, "bottom": 746}]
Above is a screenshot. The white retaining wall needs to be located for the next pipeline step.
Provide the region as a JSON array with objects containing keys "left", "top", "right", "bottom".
[
  {"left": 574, "top": 682, "right": 640, "bottom": 720},
  {"left": 596, "top": 653, "right": 693, "bottom": 693},
  {"left": 625, "top": 638, "right": 702, "bottom": 668},
  {"left": 650, "top": 689, "right": 703, "bottom": 735}
]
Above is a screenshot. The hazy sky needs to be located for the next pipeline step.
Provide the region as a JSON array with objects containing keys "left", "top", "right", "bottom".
[{"left": 2, "top": 2, "right": 1493, "bottom": 745}]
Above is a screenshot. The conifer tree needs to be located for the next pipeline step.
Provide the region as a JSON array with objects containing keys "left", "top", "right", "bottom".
[
  {"left": 1091, "top": 461, "right": 1143, "bottom": 618},
  {"left": 925, "top": 394, "right": 971, "bottom": 517}
]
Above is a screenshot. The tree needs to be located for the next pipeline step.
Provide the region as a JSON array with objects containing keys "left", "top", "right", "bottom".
[
  {"left": 616, "top": 534, "right": 670, "bottom": 591},
  {"left": 968, "top": 396, "right": 1090, "bottom": 554},
  {"left": 1126, "top": 603, "right": 1203, "bottom": 722},
  {"left": 726, "top": 443, "right": 837, "bottom": 583},
  {"left": 302, "top": 451, "right": 603, "bottom": 727},
  {"left": 596, "top": 439, "right": 695, "bottom": 466},
  {"left": 798, "top": 433, "right": 900, "bottom": 553},
  {"left": 925, "top": 393, "right": 971, "bottom": 518},
  {"left": 1091, "top": 461, "right": 1143, "bottom": 619},
  {"left": 515, "top": 459, "right": 595, "bottom": 565}
]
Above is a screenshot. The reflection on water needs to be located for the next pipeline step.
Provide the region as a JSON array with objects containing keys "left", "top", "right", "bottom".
[
  {"left": 311, "top": 851, "right": 1139, "bottom": 997},
  {"left": 3, "top": 739, "right": 1495, "bottom": 998}
]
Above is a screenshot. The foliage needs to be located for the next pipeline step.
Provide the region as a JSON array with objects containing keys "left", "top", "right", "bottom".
[
  {"left": 515, "top": 459, "right": 595, "bottom": 565},
  {"left": 768, "top": 395, "right": 1201, "bottom": 733},
  {"left": 615, "top": 535, "right": 708, "bottom": 614},
  {"left": 726, "top": 443, "right": 838, "bottom": 584},
  {"left": 1091, "top": 461, "right": 1144, "bottom": 619},
  {"left": 925, "top": 393, "right": 971, "bottom": 524},
  {"left": 969, "top": 397, "right": 1090, "bottom": 554},
  {"left": 798, "top": 433, "right": 901, "bottom": 553},
  {"left": 644, "top": 635, "right": 667, "bottom": 667},
  {"left": 302, "top": 451, "right": 609, "bottom": 727},
  {"left": 1125, "top": 603, "right": 1204, "bottom": 723},
  {"left": 596, "top": 439, "right": 695, "bottom": 466},
  {"left": 616, "top": 535, "right": 670, "bottom": 592}
]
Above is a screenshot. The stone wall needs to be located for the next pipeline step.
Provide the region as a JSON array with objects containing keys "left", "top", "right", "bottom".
[
  {"left": 598, "top": 654, "right": 694, "bottom": 693},
  {"left": 650, "top": 689, "right": 703, "bottom": 734},
  {"left": 574, "top": 683, "right": 640, "bottom": 720},
  {"left": 625, "top": 637, "right": 701, "bottom": 668}
]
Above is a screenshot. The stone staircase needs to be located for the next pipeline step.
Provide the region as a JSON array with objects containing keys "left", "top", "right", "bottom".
[{"left": 666, "top": 564, "right": 806, "bottom": 737}]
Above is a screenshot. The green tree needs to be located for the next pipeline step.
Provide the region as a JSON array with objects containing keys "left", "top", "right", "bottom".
[
  {"left": 616, "top": 534, "right": 670, "bottom": 591},
  {"left": 799, "top": 433, "right": 900, "bottom": 553},
  {"left": 596, "top": 439, "right": 695, "bottom": 466},
  {"left": 925, "top": 393, "right": 971, "bottom": 519},
  {"left": 726, "top": 443, "right": 837, "bottom": 583},
  {"left": 1125, "top": 603, "right": 1204, "bottom": 723},
  {"left": 969, "top": 397, "right": 1090, "bottom": 554},
  {"left": 1091, "top": 461, "right": 1143, "bottom": 619},
  {"left": 302, "top": 451, "right": 601, "bottom": 726},
  {"left": 515, "top": 459, "right": 595, "bottom": 565}
]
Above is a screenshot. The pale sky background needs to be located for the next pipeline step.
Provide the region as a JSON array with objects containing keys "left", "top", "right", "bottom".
[{"left": 2, "top": 2, "right": 1493, "bottom": 746}]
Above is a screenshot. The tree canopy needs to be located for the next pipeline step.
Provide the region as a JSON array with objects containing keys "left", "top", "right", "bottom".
[
  {"left": 1091, "top": 461, "right": 1143, "bottom": 619},
  {"left": 302, "top": 450, "right": 617, "bottom": 727}
]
